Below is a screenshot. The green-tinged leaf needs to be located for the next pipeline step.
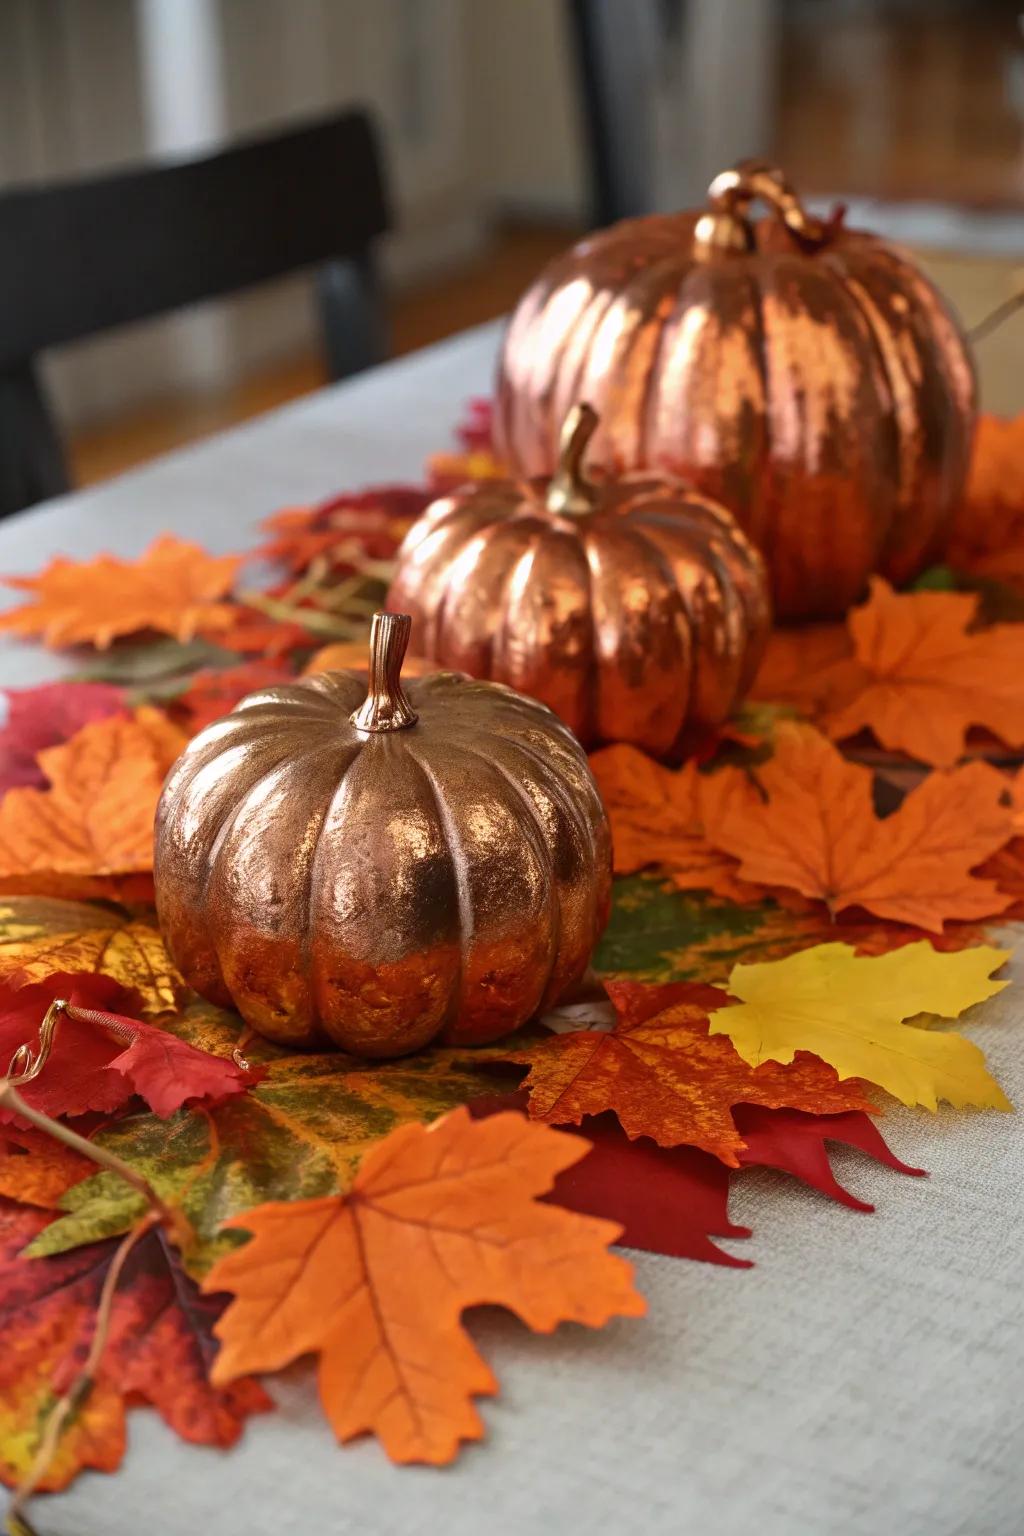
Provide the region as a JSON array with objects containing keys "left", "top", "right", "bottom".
[
  {"left": 27, "top": 1008, "right": 514, "bottom": 1276},
  {"left": 911, "top": 564, "right": 958, "bottom": 592},
  {"left": 69, "top": 637, "right": 238, "bottom": 686},
  {"left": 593, "top": 874, "right": 987, "bottom": 986},
  {"left": 594, "top": 876, "right": 761, "bottom": 982}
]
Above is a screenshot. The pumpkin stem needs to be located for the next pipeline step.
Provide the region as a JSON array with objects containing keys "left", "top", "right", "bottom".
[
  {"left": 695, "top": 159, "right": 829, "bottom": 255},
  {"left": 351, "top": 612, "right": 419, "bottom": 732},
  {"left": 547, "top": 403, "right": 600, "bottom": 517}
]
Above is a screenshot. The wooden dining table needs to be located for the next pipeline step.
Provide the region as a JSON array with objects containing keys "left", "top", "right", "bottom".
[{"left": 2, "top": 320, "right": 1022, "bottom": 1536}]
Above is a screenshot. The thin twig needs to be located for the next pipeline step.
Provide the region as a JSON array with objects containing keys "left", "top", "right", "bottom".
[
  {"left": 4, "top": 1212, "right": 160, "bottom": 1536},
  {"left": 968, "top": 287, "right": 1024, "bottom": 346},
  {"left": 0, "top": 1080, "right": 177, "bottom": 1233},
  {"left": 1, "top": 1030, "right": 189, "bottom": 1534}
]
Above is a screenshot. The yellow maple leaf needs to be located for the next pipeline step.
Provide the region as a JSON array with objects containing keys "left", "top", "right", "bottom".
[
  {"left": 0, "top": 535, "right": 242, "bottom": 649},
  {"left": 709, "top": 942, "right": 1012, "bottom": 1112},
  {"left": 0, "top": 896, "right": 182, "bottom": 1013}
]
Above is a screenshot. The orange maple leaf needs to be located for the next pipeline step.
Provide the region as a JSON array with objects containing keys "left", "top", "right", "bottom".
[
  {"left": 425, "top": 447, "right": 508, "bottom": 492},
  {"left": 949, "top": 413, "right": 1024, "bottom": 588},
  {"left": 750, "top": 621, "right": 862, "bottom": 715},
  {"left": 589, "top": 744, "right": 761, "bottom": 902},
  {"left": 206, "top": 1108, "right": 644, "bottom": 1465},
  {"left": 498, "top": 980, "right": 871, "bottom": 1164},
  {"left": 820, "top": 578, "right": 1024, "bottom": 766},
  {"left": 702, "top": 723, "right": 1013, "bottom": 931},
  {"left": 0, "top": 536, "right": 242, "bottom": 649},
  {"left": 0, "top": 710, "right": 185, "bottom": 886}
]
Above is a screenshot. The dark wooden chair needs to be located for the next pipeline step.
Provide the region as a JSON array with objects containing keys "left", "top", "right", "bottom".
[
  {"left": 0, "top": 109, "right": 391, "bottom": 517},
  {"left": 566, "top": 0, "right": 681, "bottom": 226}
]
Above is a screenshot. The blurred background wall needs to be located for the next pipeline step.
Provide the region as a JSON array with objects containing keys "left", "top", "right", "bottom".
[{"left": 1, "top": 0, "right": 1022, "bottom": 480}]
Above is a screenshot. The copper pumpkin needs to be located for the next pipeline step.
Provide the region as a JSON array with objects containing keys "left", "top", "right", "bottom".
[
  {"left": 387, "top": 404, "right": 770, "bottom": 758},
  {"left": 154, "top": 613, "right": 611, "bottom": 1056},
  {"left": 496, "top": 159, "right": 977, "bottom": 619}
]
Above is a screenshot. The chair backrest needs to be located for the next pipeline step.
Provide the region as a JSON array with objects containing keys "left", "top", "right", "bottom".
[
  {"left": 0, "top": 109, "right": 390, "bottom": 516},
  {"left": 0, "top": 109, "right": 389, "bottom": 366}
]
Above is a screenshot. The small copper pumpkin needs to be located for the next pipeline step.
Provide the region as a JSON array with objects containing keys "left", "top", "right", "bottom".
[
  {"left": 387, "top": 404, "right": 770, "bottom": 757},
  {"left": 496, "top": 159, "right": 977, "bottom": 619},
  {"left": 154, "top": 613, "right": 611, "bottom": 1056}
]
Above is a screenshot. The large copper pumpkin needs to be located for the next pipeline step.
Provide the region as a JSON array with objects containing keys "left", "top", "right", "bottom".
[
  {"left": 496, "top": 159, "right": 977, "bottom": 619},
  {"left": 387, "top": 404, "right": 770, "bottom": 757},
  {"left": 154, "top": 613, "right": 611, "bottom": 1056}
]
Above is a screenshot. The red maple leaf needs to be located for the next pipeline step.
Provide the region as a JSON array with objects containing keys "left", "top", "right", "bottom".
[
  {"left": 732, "top": 1105, "right": 925, "bottom": 1211},
  {"left": 172, "top": 661, "right": 293, "bottom": 734},
  {"left": 548, "top": 1112, "right": 753, "bottom": 1268},
  {"left": 0, "top": 682, "right": 125, "bottom": 797},
  {"left": 0, "top": 974, "right": 257, "bottom": 1123},
  {"left": 257, "top": 486, "right": 430, "bottom": 574},
  {"left": 0, "top": 1200, "right": 270, "bottom": 1491}
]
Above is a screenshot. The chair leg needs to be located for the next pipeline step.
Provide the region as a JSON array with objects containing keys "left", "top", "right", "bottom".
[
  {"left": 0, "top": 362, "right": 70, "bottom": 518},
  {"left": 315, "top": 253, "right": 389, "bottom": 381}
]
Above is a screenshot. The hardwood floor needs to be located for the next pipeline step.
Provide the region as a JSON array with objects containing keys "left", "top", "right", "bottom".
[{"left": 68, "top": 225, "right": 577, "bottom": 487}]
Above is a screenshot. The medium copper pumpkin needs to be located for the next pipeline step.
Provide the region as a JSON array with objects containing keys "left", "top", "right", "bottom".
[
  {"left": 154, "top": 613, "right": 611, "bottom": 1056},
  {"left": 387, "top": 403, "right": 770, "bottom": 757},
  {"left": 496, "top": 159, "right": 977, "bottom": 619}
]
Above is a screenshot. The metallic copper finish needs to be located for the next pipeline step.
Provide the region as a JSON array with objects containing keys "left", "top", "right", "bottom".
[
  {"left": 154, "top": 614, "right": 611, "bottom": 1056},
  {"left": 387, "top": 404, "right": 770, "bottom": 757},
  {"left": 495, "top": 158, "right": 977, "bottom": 620}
]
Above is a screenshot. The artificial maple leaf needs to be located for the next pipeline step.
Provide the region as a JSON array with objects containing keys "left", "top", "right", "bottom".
[
  {"left": 69, "top": 635, "right": 238, "bottom": 688},
  {"left": 426, "top": 447, "right": 508, "bottom": 493},
  {"left": 732, "top": 1105, "right": 925, "bottom": 1212},
  {"left": 0, "top": 709, "right": 185, "bottom": 888},
  {"left": 750, "top": 621, "right": 862, "bottom": 715},
  {"left": 596, "top": 874, "right": 993, "bottom": 1004},
  {"left": 495, "top": 980, "right": 871, "bottom": 1166},
  {"left": 546, "top": 1112, "right": 752, "bottom": 1268},
  {"left": 589, "top": 744, "right": 760, "bottom": 902},
  {"left": 0, "top": 974, "right": 255, "bottom": 1124},
  {"left": 28, "top": 1008, "right": 513, "bottom": 1274},
  {"left": 949, "top": 413, "right": 1024, "bottom": 589},
  {"left": 0, "top": 896, "right": 181, "bottom": 1012},
  {"left": 0, "top": 535, "right": 243, "bottom": 649},
  {"left": 194, "top": 602, "right": 312, "bottom": 657},
  {"left": 206, "top": 1108, "right": 644, "bottom": 1465},
  {"left": 820, "top": 578, "right": 1024, "bottom": 766},
  {"left": 702, "top": 723, "right": 1014, "bottom": 930},
  {"left": 171, "top": 660, "right": 293, "bottom": 734},
  {"left": 0, "top": 681, "right": 124, "bottom": 796},
  {"left": 0, "top": 1200, "right": 270, "bottom": 1492},
  {"left": 0, "top": 1125, "right": 93, "bottom": 1208},
  {"left": 710, "top": 941, "right": 1011, "bottom": 1111},
  {"left": 257, "top": 486, "right": 429, "bottom": 574},
  {"left": 545, "top": 1104, "right": 923, "bottom": 1261}
]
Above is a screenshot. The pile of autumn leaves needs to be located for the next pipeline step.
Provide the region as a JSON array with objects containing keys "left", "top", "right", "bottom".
[{"left": 0, "top": 412, "right": 1023, "bottom": 1497}]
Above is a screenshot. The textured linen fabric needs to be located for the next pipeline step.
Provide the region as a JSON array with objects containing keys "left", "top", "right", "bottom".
[{"left": 1, "top": 324, "right": 1021, "bottom": 1536}]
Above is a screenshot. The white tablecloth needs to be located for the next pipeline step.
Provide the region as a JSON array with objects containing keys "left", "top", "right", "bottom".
[{"left": 2, "top": 323, "right": 1021, "bottom": 1536}]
